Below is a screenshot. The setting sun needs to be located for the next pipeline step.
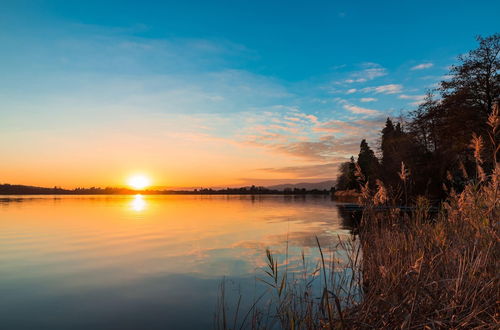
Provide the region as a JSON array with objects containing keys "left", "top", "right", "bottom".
[{"left": 127, "top": 175, "right": 151, "bottom": 190}]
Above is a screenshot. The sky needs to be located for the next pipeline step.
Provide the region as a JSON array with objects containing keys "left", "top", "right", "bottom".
[{"left": 1, "top": 0, "right": 499, "bottom": 189}]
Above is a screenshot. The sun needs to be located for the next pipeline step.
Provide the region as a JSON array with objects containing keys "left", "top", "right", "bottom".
[{"left": 127, "top": 174, "right": 151, "bottom": 190}]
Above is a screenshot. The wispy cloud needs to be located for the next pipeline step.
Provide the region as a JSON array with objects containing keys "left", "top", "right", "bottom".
[
  {"left": 360, "top": 84, "right": 403, "bottom": 94},
  {"left": 239, "top": 106, "right": 383, "bottom": 165},
  {"left": 337, "top": 62, "right": 387, "bottom": 84},
  {"left": 314, "top": 118, "right": 385, "bottom": 134},
  {"left": 399, "top": 94, "right": 426, "bottom": 105},
  {"left": 293, "top": 112, "right": 319, "bottom": 124},
  {"left": 398, "top": 94, "right": 426, "bottom": 100},
  {"left": 343, "top": 104, "right": 380, "bottom": 115},
  {"left": 411, "top": 63, "right": 434, "bottom": 70},
  {"left": 331, "top": 98, "right": 381, "bottom": 116},
  {"left": 274, "top": 135, "right": 358, "bottom": 161},
  {"left": 344, "top": 65, "right": 387, "bottom": 83},
  {"left": 258, "top": 162, "right": 342, "bottom": 177},
  {"left": 313, "top": 120, "right": 359, "bottom": 133},
  {"left": 360, "top": 97, "right": 377, "bottom": 102}
]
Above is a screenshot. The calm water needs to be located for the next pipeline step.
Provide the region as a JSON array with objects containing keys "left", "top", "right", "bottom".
[{"left": 0, "top": 195, "right": 355, "bottom": 329}]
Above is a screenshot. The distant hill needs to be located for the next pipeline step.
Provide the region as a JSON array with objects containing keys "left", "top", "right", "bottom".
[{"left": 267, "top": 180, "right": 336, "bottom": 191}]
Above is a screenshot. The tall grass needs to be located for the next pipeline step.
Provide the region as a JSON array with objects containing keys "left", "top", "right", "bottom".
[
  {"left": 217, "top": 107, "right": 499, "bottom": 329},
  {"left": 349, "top": 108, "right": 499, "bottom": 328},
  {"left": 352, "top": 177, "right": 498, "bottom": 328},
  {"left": 216, "top": 235, "right": 363, "bottom": 329}
]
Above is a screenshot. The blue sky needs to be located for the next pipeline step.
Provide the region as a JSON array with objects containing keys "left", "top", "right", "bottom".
[{"left": 1, "top": 1, "right": 499, "bottom": 188}]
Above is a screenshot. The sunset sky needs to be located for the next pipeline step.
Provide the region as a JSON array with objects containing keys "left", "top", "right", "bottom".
[{"left": 1, "top": 1, "right": 499, "bottom": 189}]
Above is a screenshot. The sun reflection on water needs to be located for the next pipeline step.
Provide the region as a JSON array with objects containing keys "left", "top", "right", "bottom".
[{"left": 131, "top": 194, "right": 146, "bottom": 212}]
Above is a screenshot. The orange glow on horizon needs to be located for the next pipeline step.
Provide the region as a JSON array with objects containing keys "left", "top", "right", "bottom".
[{"left": 0, "top": 125, "right": 332, "bottom": 188}]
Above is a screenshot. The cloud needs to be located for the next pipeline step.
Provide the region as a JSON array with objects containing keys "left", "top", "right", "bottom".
[
  {"left": 240, "top": 109, "right": 321, "bottom": 146},
  {"left": 330, "top": 98, "right": 381, "bottom": 116},
  {"left": 343, "top": 63, "right": 387, "bottom": 84},
  {"left": 398, "top": 94, "right": 426, "bottom": 100},
  {"left": 344, "top": 79, "right": 364, "bottom": 83},
  {"left": 411, "top": 63, "right": 434, "bottom": 70},
  {"left": 332, "top": 98, "right": 382, "bottom": 116},
  {"left": 398, "top": 94, "right": 426, "bottom": 105},
  {"left": 239, "top": 106, "right": 385, "bottom": 165},
  {"left": 360, "top": 84, "right": 403, "bottom": 94},
  {"left": 309, "top": 120, "right": 384, "bottom": 168},
  {"left": 342, "top": 104, "right": 380, "bottom": 115},
  {"left": 344, "top": 68, "right": 387, "bottom": 84},
  {"left": 241, "top": 110, "right": 362, "bottom": 161},
  {"left": 346, "top": 88, "right": 357, "bottom": 94},
  {"left": 297, "top": 113, "right": 319, "bottom": 124},
  {"left": 258, "top": 162, "right": 343, "bottom": 177},
  {"left": 360, "top": 97, "right": 377, "bottom": 102},
  {"left": 314, "top": 118, "right": 385, "bottom": 134},
  {"left": 274, "top": 135, "right": 360, "bottom": 161},
  {"left": 314, "top": 120, "right": 359, "bottom": 133}
]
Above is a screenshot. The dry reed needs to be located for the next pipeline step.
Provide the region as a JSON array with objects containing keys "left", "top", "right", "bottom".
[{"left": 216, "top": 111, "right": 499, "bottom": 329}]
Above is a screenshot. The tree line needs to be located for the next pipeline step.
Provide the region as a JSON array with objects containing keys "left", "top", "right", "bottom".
[
  {"left": 336, "top": 34, "right": 499, "bottom": 202},
  {"left": 0, "top": 184, "right": 331, "bottom": 195}
]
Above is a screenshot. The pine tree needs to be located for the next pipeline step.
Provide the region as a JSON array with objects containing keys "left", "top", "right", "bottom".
[{"left": 357, "top": 139, "right": 379, "bottom": 187}]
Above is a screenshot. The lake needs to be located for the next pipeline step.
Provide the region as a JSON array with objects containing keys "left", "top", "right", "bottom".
[{"left": 0, "top": 195, "right": 356, "bottom": 329}]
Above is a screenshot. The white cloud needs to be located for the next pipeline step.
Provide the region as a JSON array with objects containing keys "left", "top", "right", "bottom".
[
  {"left": 411, "top": 63, "right": 434, "bottom": 70},
  {"left": 398, "top": 94, "right": 426, "bottom": 100},
  {"left": 359, "top": 68, "right": 387, "bottom": 80},
  {"left": 344, "top": 66, "right": 387, "bottom": 84},
  {"left": 360, "top": 84, "right": 403, "bottom": 94},
  {"left": 346, "top": 88, "right": 357, "bottom": 94},
  {"left": 343, "top": 104, "right": 380, "bottom": 116},
  {"left": 398, "top": 94, "right": 427, "bottom": 106},
  {"left": 360, "top": 97, "right": 377, "bottom": 102}
]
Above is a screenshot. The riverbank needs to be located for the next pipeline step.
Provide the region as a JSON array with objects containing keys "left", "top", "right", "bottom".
[
  {"left": 218, "top": 166, "right": 499, "bottom": 329},
  {"left": 345, "top": 179, "right": 499, "bottom": 328}
]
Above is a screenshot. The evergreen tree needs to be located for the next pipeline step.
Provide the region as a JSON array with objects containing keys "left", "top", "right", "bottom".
[
  {"left": 381, "top": 118, "right": 400, "bottom": 187},
  {"left": 357, "top": 139, "right": 379, "bottom": 187},
  {"left": 335, "top": 35, "right": 499, "bottom": 199}
]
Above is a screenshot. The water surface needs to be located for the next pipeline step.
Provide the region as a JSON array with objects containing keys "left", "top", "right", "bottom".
[{"left": 0, "top": 195, "right": 354, "bottom": 329}]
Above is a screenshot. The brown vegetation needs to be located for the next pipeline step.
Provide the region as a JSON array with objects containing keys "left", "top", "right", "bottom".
[
  {"left": 217, "top": 134, "right": 499, "bottom": 329},
  {"left": 351, "top": 166, "right": 499, "bottom": 328}
]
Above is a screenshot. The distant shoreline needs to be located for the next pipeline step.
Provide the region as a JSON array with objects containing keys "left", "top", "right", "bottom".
[
  {"left": 0, "top": 184, "right": 333, "bottom": 196},
  {"left": 0, "top": 192, "right": 332, "bottom": 196}
]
